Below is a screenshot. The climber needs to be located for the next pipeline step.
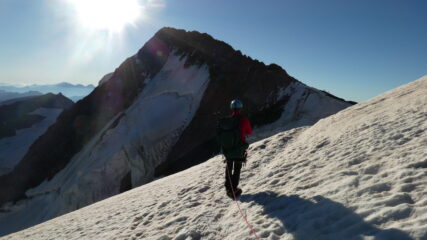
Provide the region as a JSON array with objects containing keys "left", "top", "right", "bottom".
[{"left": 217, "top": 99, "right": 253, "bottom": 199}]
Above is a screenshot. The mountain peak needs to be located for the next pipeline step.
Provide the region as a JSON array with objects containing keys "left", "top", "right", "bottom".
[
  {"left": 0, "top": 27, "right": 353, "bottom": 236},
  {"left": 55, "top": 82, "right": 74, "bottom": 88}
]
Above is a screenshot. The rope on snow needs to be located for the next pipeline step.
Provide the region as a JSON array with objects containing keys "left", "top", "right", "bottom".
[{"left": 226, "top": 163, "right": 260, "bottom": 240}]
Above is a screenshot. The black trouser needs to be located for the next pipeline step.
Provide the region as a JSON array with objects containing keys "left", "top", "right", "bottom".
[{"left": 224, "top": 159, "right": 243, "bottom": 192}]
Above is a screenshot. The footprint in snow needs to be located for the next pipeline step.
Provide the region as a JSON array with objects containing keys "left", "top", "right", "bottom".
[{"left": 198, "top": 186, "right": 209, "bottom": 193}]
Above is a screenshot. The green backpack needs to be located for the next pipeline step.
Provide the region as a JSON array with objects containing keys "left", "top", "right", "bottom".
[{"left": 217, "top": 116, "right": 248, "bottom": 159}]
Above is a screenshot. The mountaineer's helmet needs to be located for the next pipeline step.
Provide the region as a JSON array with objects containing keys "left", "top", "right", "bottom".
[{"left": 230, "top": 99, "right": 243, "bottom": 110}]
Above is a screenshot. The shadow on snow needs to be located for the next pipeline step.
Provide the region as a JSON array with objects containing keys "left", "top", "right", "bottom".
[{"left": 240, "top": 191, "right": 413, "bottom": 240}]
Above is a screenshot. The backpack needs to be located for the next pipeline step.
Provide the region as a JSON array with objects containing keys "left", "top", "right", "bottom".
[{"left": 217, "top": 115, "right": 248, "bottom": 159}]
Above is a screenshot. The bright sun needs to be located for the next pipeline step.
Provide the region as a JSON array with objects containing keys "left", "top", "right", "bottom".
[{"left": 70, "top": 0, "right": 143, "bottom": 32}]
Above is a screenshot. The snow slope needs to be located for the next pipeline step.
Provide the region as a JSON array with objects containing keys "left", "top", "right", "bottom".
[
  {"left": 0, "top": 108, "right": 63, "bottom": 175},
  {"left": 3, "top": 75, "right": 425, "bottom": 239}
]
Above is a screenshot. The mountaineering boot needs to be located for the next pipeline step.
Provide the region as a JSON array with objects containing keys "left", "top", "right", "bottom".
[
  {"left": 234, "top": 188, "right": 242, "bottom": 198},
  {"left": 226, "top": 187, "right": 242, "bottom": 199}
]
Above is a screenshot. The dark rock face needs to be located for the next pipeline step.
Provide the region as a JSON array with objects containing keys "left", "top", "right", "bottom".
[
  {"left": 0, "top": 27, "right": 353, "bottom": 210},
  {"left": 119, "top": 171, "right": 132, "bottom": 193},
  {"left": 151, "top": 28, "right": 300, "bottom": 175}
]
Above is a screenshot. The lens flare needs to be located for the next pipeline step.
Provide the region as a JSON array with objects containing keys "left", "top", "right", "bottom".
[{"left": 70, "top": 0, "right": 143, "bottom": 32}]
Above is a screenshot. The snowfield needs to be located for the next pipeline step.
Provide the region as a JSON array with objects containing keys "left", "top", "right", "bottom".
[{"left": 2, "top": 76, "right": 427, "bottom": 240}]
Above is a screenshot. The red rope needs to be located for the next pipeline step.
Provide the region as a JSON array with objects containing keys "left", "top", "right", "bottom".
[{"left": 227, "top": 163, "right": 260, "bottom": 240}]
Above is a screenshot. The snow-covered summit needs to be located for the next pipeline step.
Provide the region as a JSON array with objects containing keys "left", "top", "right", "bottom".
[{"left": 3, "top": 76, "right": 426, "bottom": 239}]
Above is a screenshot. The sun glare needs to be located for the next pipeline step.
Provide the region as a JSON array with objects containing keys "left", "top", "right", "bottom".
[{"left": 70, "top": 0, "right": 143, "bottom": 32}]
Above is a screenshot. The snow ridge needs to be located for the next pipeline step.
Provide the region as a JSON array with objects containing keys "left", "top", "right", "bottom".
[
  {"left": 251, "top": 81, "right": 350, "bottom": 141},
  {"left": 3, "top": 76, "right": 425, "bottom": 239}
]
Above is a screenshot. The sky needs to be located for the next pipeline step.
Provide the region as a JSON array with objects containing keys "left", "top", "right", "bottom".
[{"left": 0, "top": 0, "right": 426, "bottom": 102}]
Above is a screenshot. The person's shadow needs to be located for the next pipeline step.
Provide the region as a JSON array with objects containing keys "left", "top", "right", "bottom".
[{"left": 240, "top": 191, "right": 413, "bottom": 240}]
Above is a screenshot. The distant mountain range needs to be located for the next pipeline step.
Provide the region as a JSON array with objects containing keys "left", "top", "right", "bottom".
[
  {"left": 0, "top": 82, "right": 95, "bottom": 102},
  {"left": 0, "top": 90, "right": 42, "bottom": 103}
]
